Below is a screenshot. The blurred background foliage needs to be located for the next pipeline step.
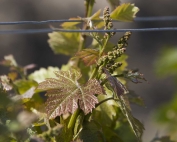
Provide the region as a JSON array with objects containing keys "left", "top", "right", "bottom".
[{"left": 154, "top": 47, "right": 177, "bottom": 140}]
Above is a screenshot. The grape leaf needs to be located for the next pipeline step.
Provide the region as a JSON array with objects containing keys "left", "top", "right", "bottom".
[
  {"left": 91, "top": 9, "right": 101, "bottom": 20},
  {"left": 48, "top": 30, "right": 81, "bottom": 56},
  {"left": 103, "top": 68, "right": 144, "bottom": 141},
  {"left": 61, "top": 17, "right": 82, "bottom": 28},
  {"left": 28, "top": 66, "right": 59, "bottom": 83},
  {"left": 75, "top": 49, "right": 99, "bottom": 66},
  {"left": 110, "top": 3, "right": 139, "bottom": 22},
  {"left": 103, "top": 68, "right": 128, "bottom": 96},
  {"left": 77, "top": 120, "right": 106, "bottom": 142},
  {"left": 37, "top": 69, "right": 103, "bottom": 119},
  {"left": 14, "top": 80, "right": 38, "bottom": 94}
]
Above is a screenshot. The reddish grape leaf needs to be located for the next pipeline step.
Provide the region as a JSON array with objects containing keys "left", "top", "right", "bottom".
[
  {"left": 37, "top": 69, "right": 102, "bottom": 119},
  {"left": 75, "top": 49, "right": 99, "bottom": 66},
  {"left": 103, "top": 68, "right": 128, "bottom": 96}
]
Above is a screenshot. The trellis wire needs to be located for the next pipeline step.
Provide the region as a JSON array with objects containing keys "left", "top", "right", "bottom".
[
  {"left": 0, "top": 16, "right": 177, "bottom": 25},
  {"left": 0, "top": 27, "right": 177, "bottom": 35}
]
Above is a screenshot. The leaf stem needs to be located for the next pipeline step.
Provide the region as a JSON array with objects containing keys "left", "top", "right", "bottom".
[
  {"left": 67, "top": 109, "right": 81, "bottom": 130},
  {"left": 95, "top": 97, "right": 116, "bottom": 108},
  {"left": 99, "top": 35, "right": 110, "bottom": 57},
  {"left": 89, "top": 65, "right": 99, "bottom": 79},
  {"left": 87, "top": 0, "right": 95, "bottom": 17}
]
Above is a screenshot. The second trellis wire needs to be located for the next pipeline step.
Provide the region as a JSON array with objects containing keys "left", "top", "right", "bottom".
[
  {"left": 1, "top": 27, "right": 177, "bottom": 35},
  {"left": 1, "top": 16, "right": 177, "bottom": 25}
]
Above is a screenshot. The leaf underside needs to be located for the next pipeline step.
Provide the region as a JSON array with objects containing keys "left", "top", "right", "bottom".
[
  {"left": 37, "top": 69, "right": 103, "bottom": 119},
  {"left": 103, "top": 68, "right": 144, "bottom": 141}
]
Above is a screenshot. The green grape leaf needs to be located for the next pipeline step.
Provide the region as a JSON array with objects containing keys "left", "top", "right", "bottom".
[
  {"left": 37, "top": 69, "right": 103, "bottom": 119},
  {"left": 107, "top": 0, "right": 121, "bottom": 11},
  {"left": 91, "top": 9, "right": 101, "bottom": 20},
  {"left": 48, "top": 30, "right": 81, "bottom": 56},
  {"left": 92, "top": 94, "right": 118, "bottom": 127},
  {"left": 61, "top": 17, "right": 82, "bottom": 28},
  {"left": 77, "top": 120, "right": 106, "bottom": 142},
  {"left": 75, "top": 49, "right": 99, "bottom": 66},
  {"left": 118, "top": 95, "right": 144, "bottom": 141},
  {"left": 21, "top": 87, "right": 36, "bottom": 99},
  {"left": 103, "top": 68, "right": 144, "bottom": 141},
  {"left": 28, "top": 66, "right": 59, "bottom": 83},
  {"left": 14, "top": 80, "right": 38, "bottom": 94},
  {"left": 110, "top": 3, "right": 139, "bottom": 22}
]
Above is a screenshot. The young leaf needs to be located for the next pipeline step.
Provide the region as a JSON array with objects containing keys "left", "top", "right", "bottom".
[
  {"left": 37, "top": 69, "right": 103, "bottom": 119},
  {"left": 119, "top": 95, "right": 144, "bottom": 141},
  {"left": 103, "top": 68, "right": 144, "bottom": 141},
  {"left": 124, "top": 70, "right": 147, "bottom": 83},
  {"left": 75, "top": 49, "right": 99, "bottom": 66},
  {"left": 110, "top": 3, "right": 139, "bottom": 22},
  {"left": 103, "top": 68, "right": 128, "bottom": 96},
  {"left": 14, "top": 80, "right": 38, "bottom": 94},
  {"left": 28, "top": 66, "right": 59, "bottom": 83},
  {"left": 77, "top": 120, "right": 106, "bottom": 142},
  {"left": 48, "top": 31, "right": 81, "bottom": 56},
  {"left": 61, "top": 17, "right": 82, "bottom": 28},
  {"left": 90, "top": 9, "right": 101, "bottom": 20}
]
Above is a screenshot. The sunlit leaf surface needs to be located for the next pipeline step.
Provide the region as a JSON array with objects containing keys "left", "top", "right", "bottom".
[
  {"left": 48, "top": 31, "right": 81, "bottom": 56},
  {"left": 37, "top": 69, "right": 103, "bottom": 119},
  {"left": 110, "top": 3, "right": 139, "bottom": 22},
  {"left": 28, "top": 66, "right": 59, "bottom": 83}
]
